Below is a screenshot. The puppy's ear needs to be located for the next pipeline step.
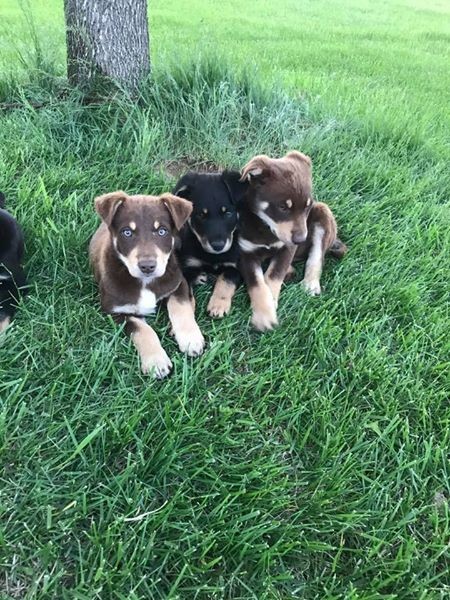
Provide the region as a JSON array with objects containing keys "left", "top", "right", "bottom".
[
  {"left": 286, "top": 150, "right": 312, "bottom": 166},
  {"left": 222, "top": 170, "right": 248, "bottom": 204},
  {"left": 161, "top": 193, "right": 193, "bottom": 231},
  {"left": 172, "top": 172, "right": 196, "bottom": 200},
  {"left": 240, "top": 155, "right": 272, "bottom": 184},
  {"left": 94, "top": 191, "right": 127, "bottom": 226}
]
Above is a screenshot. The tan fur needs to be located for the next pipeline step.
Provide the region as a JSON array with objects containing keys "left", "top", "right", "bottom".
[
  {"left": 248, "top": 269, "right": 278, "bottom": 331},
  {"left": 166, "top": 297, "right": 205, "bottom": 356},
  {"left": 0, "top": 317, "right": 11, "bottom": 333},
  {"left": 207, "top": 275, "right": 237, "bottom": 318},
  {"left": 129, "top": 316, "right": 172, "bottom": 378}
]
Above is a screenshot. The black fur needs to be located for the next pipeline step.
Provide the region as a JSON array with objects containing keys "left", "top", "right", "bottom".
[
  {"left": 173, "top": 171, "right": 247, "bottom": 290},
  {"left": 0, "top": 192, "right": 27, "bottom": 325}
]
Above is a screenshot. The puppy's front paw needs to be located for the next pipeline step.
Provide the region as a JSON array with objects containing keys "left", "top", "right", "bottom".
[
  {"left": 302, "top": 279, "right": 321, "bottom": 296},
  {"left": 207, "top": 295, "right": 232, "bottom": 318},
  {"left": 176, "top": 327, "right": 205, "bottom": 357},
  {"left": 141, "top": 349, "right": 173, "bottom": 379},
  {"left": 251, "top": 309, "right": 278, "bottom": 332}
]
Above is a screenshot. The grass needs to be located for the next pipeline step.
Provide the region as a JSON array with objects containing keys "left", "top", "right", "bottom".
[{"left": 0, "top": 0, "right": 449, "bottom": 598}]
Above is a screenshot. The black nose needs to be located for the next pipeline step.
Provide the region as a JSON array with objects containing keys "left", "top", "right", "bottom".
[
  {"left": 211, "top": 239, "right": 226, "bottom": 251},
  {"left": 292, "top": 231, "right": 307, "bottom": 244},
  {"left": 138, "top": 259, "right": 157, "bottom": 274}
]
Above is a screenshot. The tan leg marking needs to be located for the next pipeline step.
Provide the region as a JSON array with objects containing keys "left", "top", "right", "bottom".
[
  {"left": 249, "top": 268, "right": 278, "bottom": 331},
  {"left": 264, "top": 275, "right": 283, "bottom": 307},
  {"left": 264, "top": 246, "right": 296, "bottom": 306},
  {"left": 284, "top": 265, "right": 296, "bottom": 280},
  {"left": 129, "top": 316, "right": 172, "bottom": 379},
  {"left": 302, "top": 225, "right": 325, "bottom": 295},
  {"left": 167, "top": 297, "right": 205, "bottom": 356},
  {"left": 0, "top": 317, "right": 11, "bottom": 333},
  {"left": 207, "top": 275, "right": 237, "bottom": 318}
]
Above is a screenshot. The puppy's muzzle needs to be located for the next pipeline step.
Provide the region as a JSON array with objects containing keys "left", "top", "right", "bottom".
[
  {"left": 138, "top": 258, "right": 157, "bottom": 275},
  {"left": 210, "top": 239, "right": 227, "bottom": 252}
]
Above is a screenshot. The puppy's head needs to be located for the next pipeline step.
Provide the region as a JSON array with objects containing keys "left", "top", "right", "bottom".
[
  {"left": 94, "top": 191, "right": 191, "bottom": 281},
  {"left": 241, "top": 151, "right": 313, "bottom": 245},
  {"left": 173, "top": 171, "right": 247, "bottom": 254}
]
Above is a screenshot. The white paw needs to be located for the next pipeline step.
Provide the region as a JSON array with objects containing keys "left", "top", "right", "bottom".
[
  {"left": 141, "top": 349, "right": 173, "bottom": 379},
  {"left": 194, "top": 273, "right": 208, "bottom": 285},
  {"left": 302, "top": 279, "right": 321, "bottom": 296},
  {"left": 207, "top": 295, "right": 232, "bottom": 318},
  {"left": 251, "top": 309, "right": 278, "bottom": 332},
  {"left": 176, "top": 327, "right": 205, "bottom": 357}
]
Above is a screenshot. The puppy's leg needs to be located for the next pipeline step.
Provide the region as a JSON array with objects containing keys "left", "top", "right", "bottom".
[
  {"left": 240, "top": 258, "right": 277, "bottom": 331},
  {"left": 125, "top": 316, "right": 172, "bottom": 379},
  {"left": 167, "top": 278, "right": 205, "bottom": 356},
  {"left": 302, "top": 202, "right": 338, "bottom": 296},
  {"left": 0, "top": 316, "right": 11, "bottom": 333},
  {"left": 264, "top": 246, "right": 297, "bottom": 306},
  {"left": 302, "top": 224, "right": 326, "bottom": 296},
  {"left": 207, "top": 267, "right": 241, "bottom": 318}
]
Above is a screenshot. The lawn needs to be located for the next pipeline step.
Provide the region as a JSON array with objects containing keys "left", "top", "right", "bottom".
[{"left": 0, "top": 0, "right": 449, "bottom": 598}]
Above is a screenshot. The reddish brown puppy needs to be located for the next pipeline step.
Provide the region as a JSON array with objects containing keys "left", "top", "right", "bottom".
[
  {"left": 89, "top": 191, "right": 205, "bottom": 378},
  {"left": 238, "top": 151, "right": 346, "bottom": 331}
]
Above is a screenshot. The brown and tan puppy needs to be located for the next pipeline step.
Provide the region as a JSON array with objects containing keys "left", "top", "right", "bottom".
[
  {"left": 238, "top": 151, "right": 346, "bottom": 331},
  {"left": 89, "top": 191, "right": 205, "bottom": 378}
]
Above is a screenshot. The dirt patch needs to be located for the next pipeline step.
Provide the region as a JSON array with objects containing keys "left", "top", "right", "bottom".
[{"left": 162, "top": 158, "right": 224, "bottom": 179}]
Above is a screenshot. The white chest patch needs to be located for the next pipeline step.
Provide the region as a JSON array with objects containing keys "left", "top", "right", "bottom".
[
  {"left": 239, "top": 238, "right": 285, "bottom": 253},
  {"left": 112, "top": 289, "right": 157, "bottom": 316},
  {"left": 0, "top": 273, "right": 11, "bottom": 281}
]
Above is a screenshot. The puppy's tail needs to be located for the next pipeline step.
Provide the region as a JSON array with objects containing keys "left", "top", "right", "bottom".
[
  {"left": 0, "top": 192, "right": 5, "bottom": 209},
  {"left": 328, "top": 237, "right": 347, "bottom": 259}
]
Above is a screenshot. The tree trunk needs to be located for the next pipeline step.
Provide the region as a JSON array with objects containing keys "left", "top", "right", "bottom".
[{"left": 64, "top": 0, "right": 150, "bottom": 91}]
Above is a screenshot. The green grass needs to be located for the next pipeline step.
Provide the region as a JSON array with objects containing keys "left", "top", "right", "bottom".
[{"left": 0, "top": 0, "right": 449, "bottom": 598}]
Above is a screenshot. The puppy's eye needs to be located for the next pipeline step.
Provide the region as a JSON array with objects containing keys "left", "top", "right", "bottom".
[
  {"left": 223, "top": 210, "right": 233, "bottom": 217},
  {"left": 280, "top": 204, "right": 290, "bottom": 212},
  {"left": 121, "top": 227, "right": 133, "bottom": 238},
  {"left": 157, "top": 227, "right": 168, "bottom": 237}
]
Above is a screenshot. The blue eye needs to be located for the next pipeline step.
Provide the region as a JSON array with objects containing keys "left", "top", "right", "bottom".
[
  {"left": 121, "top": 228, "right": 133, "bottom": 238},
  {"left": 157, "top": 227, "right": 168, "bottom": 236}
]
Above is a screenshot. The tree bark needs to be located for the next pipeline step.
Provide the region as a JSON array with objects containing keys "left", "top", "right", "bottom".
[{"left": 64, "top": 0, "right": 150, "bottom": 91}]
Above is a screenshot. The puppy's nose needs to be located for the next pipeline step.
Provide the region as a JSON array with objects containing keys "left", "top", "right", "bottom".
[
  {"left": 292, "top": 231, "right": 307, "bottom": 244},
  {"left": 138, "top": 259, "right": 157, "bottom": 274},
  {"left": 211, "top": 239, "right": 226, "bottom": 252}
]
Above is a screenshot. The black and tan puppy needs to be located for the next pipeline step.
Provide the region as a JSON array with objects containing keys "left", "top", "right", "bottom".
[
  {"left": 0, "top": 192, "right": 27, "bottom": 332},
  {"left": 238, "top": 151, "right": 346, "bottom": 331},
  {"left": 173, "top": 171, "right": 247, "bottom": 318},
  {"left": 89, "top": 191, "right": 205, "bottom": 378}
]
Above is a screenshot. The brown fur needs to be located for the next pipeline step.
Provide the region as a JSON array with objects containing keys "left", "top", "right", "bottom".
[
  {"left": 89, "top": 191, "right": 205, "bottom": 378},
  {"left": 239, "top": 151, "right": 346, "bottom": 330}
]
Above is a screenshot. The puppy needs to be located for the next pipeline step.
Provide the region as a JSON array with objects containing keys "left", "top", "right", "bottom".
[
  {"left": 238, "top": 151, "right": 346, "bottom": 331},
  {"left": 173, "top": 171, "right": 248, "bottom": 318},
  {"left": 89, "top": 191, "right": 205, "bottom": 378},
  {"left": 0, "top": 192, "right": 27, "bottom": 332}
]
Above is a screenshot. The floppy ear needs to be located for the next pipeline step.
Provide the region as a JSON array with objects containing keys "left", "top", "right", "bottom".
[
  {"left": 94, "top": 191, "right": 127, "bottom": 226},
  {"left": 240, "top": 155, "right": 272, "bottom": 184},
  {"left": 172, "top": 172, "right": 196, "bottom": 200},
  {"left": 286, "top": 150, "right": 312, "bottom": 166},
  {"left": 222, "top": 170, "right": 248, "bottom": 204},
  {"left": 162, "top": 193, "right": 193, "bottom": 231}
]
